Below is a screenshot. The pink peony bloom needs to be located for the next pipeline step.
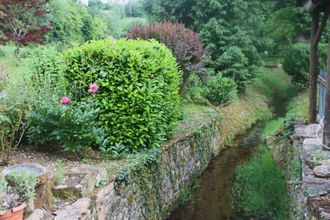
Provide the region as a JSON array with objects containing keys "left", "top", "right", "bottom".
[
  {"left": 88, "top": 83, "right": 99, "bottom": 94},
  {"left": 60, "top": 97, "right": 71, "bottom": 105}
]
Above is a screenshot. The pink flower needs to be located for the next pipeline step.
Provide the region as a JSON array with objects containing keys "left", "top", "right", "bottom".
[
  {"left": 60, "top": 97, "right": 71, "bottom": 105},
  {"left": 88, "top": 83, "right": 99, "bottom": 94}
]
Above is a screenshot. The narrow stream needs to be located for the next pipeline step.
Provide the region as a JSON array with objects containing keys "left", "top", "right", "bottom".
[{"left": 167, "top": 123, "right": 265, "bottom": 220}]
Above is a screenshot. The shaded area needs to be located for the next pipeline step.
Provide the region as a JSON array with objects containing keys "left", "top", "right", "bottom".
[{"left": 167, "top": 123, "right": 265, "bottom": 220}]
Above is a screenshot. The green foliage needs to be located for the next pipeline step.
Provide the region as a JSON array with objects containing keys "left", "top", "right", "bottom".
[
  {"left": 0, "top": 174, "right": 7, "bottom": 210},
  {"left": 47, "top": 0, "right": 108, "bottom": 44},
  {"left": 99, "top": 143, "right": 129, "bottom": 160},
  {"left": 0, "top": 70, "right": 32, "bottom": 165},
  {"left": 216, "top": 46, "right": 254, "bottom": 92},
  {"left": 125, "top": 0, "right": 144, "bottom": 17},
  {"left": 64, "top": 39, "right": 181, "bottom": 151},
  {"left": 0, "top": 105, "right": 27, "bottom": 165},
  {"left": 114, "top": 148, "right": 161, "bottom": 191},
  {"left": 142, "top": 0, "right": 195, "bottom": 26},
  {"left": 203, "top": 75, "right": 237, "bottom": 106},
  {"left": 7, "top": 171, "right": 37, "bottom": 202},
  {"left": 54, "top": 160, "right": 65, "bottom": 185},
  {"left": 283, "top": 113, "right": 296, "bottom": 137},
  {"left": 30, "top": 46, "right": 64, "bottom": 85},
  {"left": 142, "top": 0, "right": 264, "bottom": 83},
  {"left": 231, "top": 144, "right": 289, "bottom": 219},
  {"left": 27, "top": 100, "right": 102, "bottom": 155},
  {"left": 182, "top": 73, "right": 207, "bottom": 105},
  {"left": 88, "top": 2, "right": 147, "bottom": 38},
  {"left": 263, "top": 7, "right": 310, "bottom": 46},
  {"left": 261, "top": 118, "right": 284, "bottom": 140},
  {"left": 1, "top": 171, "right": 37, "bottom": 210},
  {"left": 283, "top": 43, "right": 310, "bottom": 86}
]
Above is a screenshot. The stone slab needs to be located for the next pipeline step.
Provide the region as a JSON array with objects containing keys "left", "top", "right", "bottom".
[
  {"left": 313, "top": 165, "right": 330, "bottom": 178},
  {"left": 54, "top": 198, "right": 91, "bottom": 220}
]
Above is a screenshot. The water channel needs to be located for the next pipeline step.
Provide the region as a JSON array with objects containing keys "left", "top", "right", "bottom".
[{"left": 167, "top": 123, "right": 266, "bottom": 220}]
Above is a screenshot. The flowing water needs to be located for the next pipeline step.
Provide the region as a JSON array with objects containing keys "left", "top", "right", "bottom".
[{"left": 167, "top": 123, "right": 265, "bottom": 220}]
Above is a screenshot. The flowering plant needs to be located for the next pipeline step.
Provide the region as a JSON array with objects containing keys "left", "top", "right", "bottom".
[{"left": 27, "top": 84, "right": 103, "bottom": 156}]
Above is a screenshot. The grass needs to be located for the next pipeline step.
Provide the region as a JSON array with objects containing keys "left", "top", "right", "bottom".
[
  {"left": 261, "top": 117, "right": 284, "bottom": 140},
  {"left": 174, "top": 104, "right": 218, "bottom": 139},
  {"left": 231, "top": 144, "right": 289, "bottom": 219},
  {"left": 286, "top": 91, "right": 309, "bottom": 122}
]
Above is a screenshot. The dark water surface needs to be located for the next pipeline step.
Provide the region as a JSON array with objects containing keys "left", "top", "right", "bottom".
[{"left": 167, "top": 124, "right": 265, "bottom": 220}]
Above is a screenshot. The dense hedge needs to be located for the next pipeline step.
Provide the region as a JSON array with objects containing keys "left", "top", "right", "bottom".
[{"left": 64, "top": 39, "right": 181, "bottom": 151}]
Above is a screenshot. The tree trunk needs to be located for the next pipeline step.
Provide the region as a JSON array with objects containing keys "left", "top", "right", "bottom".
[
  {"left": 323, "top": 36, "right": 330, "bottom": 150},
  {"left": 309, "top": 11, "right": 320, "bottom": 123}
]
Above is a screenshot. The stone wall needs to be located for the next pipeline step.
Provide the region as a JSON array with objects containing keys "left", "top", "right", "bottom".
[
  {"left": 28, "top": 113, "right": 223, "bottom": 220},
  {"left": 28, "top": 95, "right": 271, "bottom": 220}
]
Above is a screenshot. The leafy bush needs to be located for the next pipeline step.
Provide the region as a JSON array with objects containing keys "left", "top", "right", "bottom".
[
  {"left": 64, "top": 39, "right": 181, "bottom": 151},
  {"left": 0, "top": 105, "right": 28, "bottom": 165},
  {"left": 128, "top": 22, "right": 208, "bottom": 92},
  {"left": 203, "top": 75, "right": 237, "bottom": 106},
  {"left": 231, "top": 145, "right": 289, "bottom": 219},
  {"left": 30, "top": 46, "right": 64, "bottom": 86},
  {"left": 282, "top": 43, "right": 310, "bottom": 86},
  {"left": 182, "top": 73, "right": 208, "bottom": 105},
  {"left": 27, "top": 100, "right": 102, "bottom": 155},
  {"left": 217, "top": 46, "right": 255, "bottom": 92}
]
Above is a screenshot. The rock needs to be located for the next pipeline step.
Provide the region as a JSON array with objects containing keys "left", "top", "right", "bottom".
[
  {"left": 25, "top": 209, "right": 53, "bottom": 220},
  {"left": 313, "top": 165, "right": 330, "bottom": 178},
  {"left": 303, "top": 138, "right": 323, "bottom": 149},
  {"left": 320, "top": 159, "right": 330, "bottom": 166},
  {"left": 302, "top": 175, "right": 330, "bottom": 197},
  {"left": 295, "top": 124, "right": 321, "bottom": 138},
  {"left": 2, "top": 163, "right": 48, "bottom": 185},
  {"left": 54, "top": 198, "right": 91, "bottom": 220},
  {"left": 2, "top": 163, "right": 53, "bottom": 211},
  {"left": 52, "top": 169, "right": 99, "bottom": 202}
]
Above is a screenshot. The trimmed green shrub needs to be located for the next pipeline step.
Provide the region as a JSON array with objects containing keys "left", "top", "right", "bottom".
[
  {"left": 203, "top": 75, "right": 237, "bottom": 106},
  {"left": 64, "top": 39, "right": 181, "bottom": 151},
  {"left": 283, "top": 43, "right": 310, "bottom": 86}
]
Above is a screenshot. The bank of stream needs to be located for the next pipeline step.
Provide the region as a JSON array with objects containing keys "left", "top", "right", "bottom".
[
  {"left": 168, "top": 123, "right": 265, "bottom": 220},
  {"left": 168, "top": 68, "right": 295, "bottom": 220}
]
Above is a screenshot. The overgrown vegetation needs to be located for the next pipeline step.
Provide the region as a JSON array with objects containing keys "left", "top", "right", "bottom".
[{"left": 231, "top": 144, "right": 289, "bottom": 219}]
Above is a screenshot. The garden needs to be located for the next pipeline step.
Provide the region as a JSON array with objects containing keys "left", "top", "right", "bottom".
[{"left": 0, "top": 0, "right": 326, "bottom": 219}]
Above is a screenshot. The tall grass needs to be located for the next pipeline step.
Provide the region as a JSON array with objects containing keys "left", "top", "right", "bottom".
[
  {"left": 230, "top": 68, "right": 293, "bottom": 219},
  {"left": 231, "top": 144, "right": 289, "bottom": 219}
]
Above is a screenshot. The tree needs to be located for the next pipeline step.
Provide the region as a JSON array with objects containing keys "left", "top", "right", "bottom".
[
  {"left": 128, "top": 22, "right": 209, "bottom": 93},
  {"left": 47, "top": 0, "right": 108, "bottom": 44},
  {"left": 0, "top": 0, "right": 50, "bottom": 56},
  {"left": 142, "top": 0, "right": 196, "bottom": 26}
]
